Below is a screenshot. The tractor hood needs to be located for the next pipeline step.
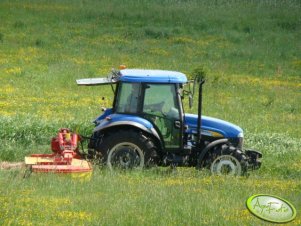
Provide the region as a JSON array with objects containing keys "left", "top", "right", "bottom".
[{"left": 184, "top": 113, "right": 243, "bottom": 138}]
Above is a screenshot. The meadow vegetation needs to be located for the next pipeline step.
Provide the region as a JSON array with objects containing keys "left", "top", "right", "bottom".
[{"left": 0, "top": 0, "right": 300, "bottom": 225}]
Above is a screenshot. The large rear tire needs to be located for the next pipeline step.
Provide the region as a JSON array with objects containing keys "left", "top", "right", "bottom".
[
  {"left": 87, "top": 132, "right": 106, "bottom": 165},
  {"left": 100, "top": 130, "right": 157, "bottom": 170}
]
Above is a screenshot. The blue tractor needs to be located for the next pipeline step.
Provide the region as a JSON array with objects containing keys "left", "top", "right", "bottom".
[{"left": 77, "top": 68, "right": 262, "bottom": 175}]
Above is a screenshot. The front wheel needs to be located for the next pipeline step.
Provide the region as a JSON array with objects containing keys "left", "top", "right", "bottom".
[
  {"left": 210, "top": 155, "right": 242, "bottom": 176},
  {"left": 204, "top": 144, "right": 248, "bottom": 176}
]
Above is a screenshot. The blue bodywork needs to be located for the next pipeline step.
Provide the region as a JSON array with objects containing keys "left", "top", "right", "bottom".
[
  {"left": 185, "top": 113, "right": 243, "bottom": 138},
  {"left": 94, "top": 112, "right": 153, "bottom": 132},
  {"left": 94, "top": 109, "right": 243, "bottom": 140}
]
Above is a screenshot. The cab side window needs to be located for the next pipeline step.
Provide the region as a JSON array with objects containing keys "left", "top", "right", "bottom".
[{"left": 115, "top": 83, "right": 140, "bottom": 113}]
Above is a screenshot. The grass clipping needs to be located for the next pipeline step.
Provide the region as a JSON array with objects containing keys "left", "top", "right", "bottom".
[{"left": 0, "top": 161, "right": 24, "bottom": 170}]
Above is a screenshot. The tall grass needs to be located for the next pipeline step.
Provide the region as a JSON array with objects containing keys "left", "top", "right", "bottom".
[{"left": 0, "top": 0, "right": 300, "bottom": 224}]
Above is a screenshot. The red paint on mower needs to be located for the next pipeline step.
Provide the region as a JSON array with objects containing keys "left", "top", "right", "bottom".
[{"left": 25, "top": 128, "right": 92, "bottom": 174}]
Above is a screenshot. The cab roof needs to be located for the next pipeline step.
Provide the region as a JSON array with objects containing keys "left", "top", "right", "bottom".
[
  {"left": 119, "top": 69, "right": 187, "bottom": 84},
  {"left": 76, "top": 69, "right": 188, "bottom": 86}
]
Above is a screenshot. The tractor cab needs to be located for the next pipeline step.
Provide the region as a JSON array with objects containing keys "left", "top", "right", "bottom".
[{"left": 113, "top": 69, "right": 186, "bottom": 150}]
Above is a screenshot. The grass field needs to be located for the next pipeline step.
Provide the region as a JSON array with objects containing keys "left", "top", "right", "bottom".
[{"left": 0, "top": 0, "right": 300, "bottom": 225}]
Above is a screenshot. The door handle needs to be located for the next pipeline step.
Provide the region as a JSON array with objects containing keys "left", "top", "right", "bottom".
[{"left": 174, "top": 120, "right": 181, "bottom": 129}]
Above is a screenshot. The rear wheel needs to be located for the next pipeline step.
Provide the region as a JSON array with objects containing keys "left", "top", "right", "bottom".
[
  {"left": 107, "top": 141, "right": 144, "bottom": 170},
  {"left": 88, "top": 132, "right": 106, "bottom": 165},
  {"left": 100, "top": 130, "right": 157, "bottom": 170}
]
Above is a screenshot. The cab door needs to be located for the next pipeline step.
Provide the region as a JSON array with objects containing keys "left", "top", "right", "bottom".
[{"left": 142, "top": 84, "right": 183, "bottom": 149}]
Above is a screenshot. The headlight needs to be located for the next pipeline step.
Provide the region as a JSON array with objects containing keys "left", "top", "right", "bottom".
[{"left": 237, "top": 132, "right": 244, "bottom": 149}]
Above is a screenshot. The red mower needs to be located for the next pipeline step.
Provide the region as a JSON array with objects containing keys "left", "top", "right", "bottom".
[{"left": 25, "top": 128, "right": 92, "bottom": 174}]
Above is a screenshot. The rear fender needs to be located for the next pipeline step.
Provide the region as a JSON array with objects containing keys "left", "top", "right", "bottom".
[{"left": 93, "top": 116, "right": 163, "bottom": 148}]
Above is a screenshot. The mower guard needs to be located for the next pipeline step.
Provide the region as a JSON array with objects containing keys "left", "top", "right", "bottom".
[{"left": 25, "top": 154, "right": 92, "bottom": 173}]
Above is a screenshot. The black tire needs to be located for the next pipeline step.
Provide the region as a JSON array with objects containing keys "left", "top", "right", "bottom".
[
  {"left": 98, "top": 130, "right": 157, "bottom": 170},
  {"left": 87, "top": 132, "right": 106, "bottom": 164},
  {"left": 206, "top": 144, "right": 248, "bottom": 176}
]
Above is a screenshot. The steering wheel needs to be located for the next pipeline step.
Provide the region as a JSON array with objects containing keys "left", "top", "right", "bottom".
[{"left": 144, "top": 101, "right": 165, "bottom": 114}]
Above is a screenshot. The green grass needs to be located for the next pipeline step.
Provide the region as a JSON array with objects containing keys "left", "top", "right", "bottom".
[
  {"left": 1, "top": 169, "right": 300, "bottom": 225},
  {"left": 0, "top": 0, "right": 300, "bottom": 225}
]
